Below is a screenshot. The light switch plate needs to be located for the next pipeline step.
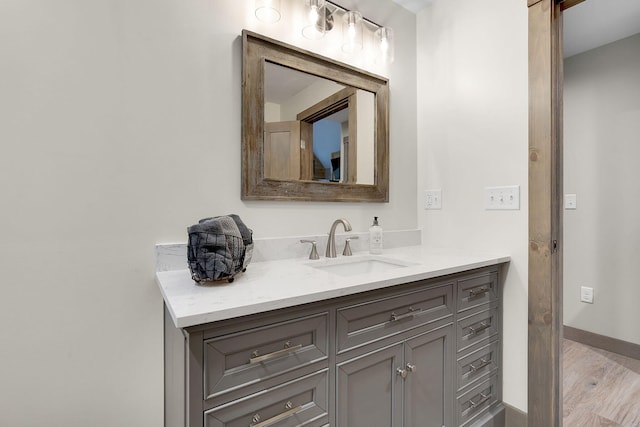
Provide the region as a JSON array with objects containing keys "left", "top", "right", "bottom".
[
  {"left": 485, "top": 185, "right": 520, "bottom": 210},
  {"left": 565, "top": 194, "right": 577, "bottom": 209},
  {"left": 424, "top": 189, "right": 442, "bottom": 210}
]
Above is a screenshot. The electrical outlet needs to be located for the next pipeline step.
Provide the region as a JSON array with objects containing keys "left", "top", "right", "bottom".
[
  {"left": 580, "top": 286, "right": 594, "bottom": 304},
  {"left": 425, "top": 189, "right": 442, "bottom": 210},
  {"left": 565, "top": 194, "right": 577, "bottom": 209},
  {"left": 485, "top": 185, "right": 520, "bottom": 210}
]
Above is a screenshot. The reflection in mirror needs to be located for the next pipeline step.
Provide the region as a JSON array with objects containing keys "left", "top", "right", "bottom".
[
  {"left": 242, "top": 30, "right": 389, "bottom": 202},
  {"left": 264, "top": 62, "right": 375, "bottom": 185}
]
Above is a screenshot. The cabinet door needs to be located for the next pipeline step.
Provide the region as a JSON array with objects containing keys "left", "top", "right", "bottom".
[
  {"left": 404, "top": 325, "right": 453, "bottom": 427},
  {"left": 336, "top": 343, "right": 404, "bottom": 427}
]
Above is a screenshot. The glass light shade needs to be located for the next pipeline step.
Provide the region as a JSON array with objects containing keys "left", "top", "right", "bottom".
[
  {"left": 302, "top": 0, "right": 326, "bottom": 39},
  {"left": 255, "top": 0, "right": 281, "bottom": 23},
  {"left": 375, "top": 27, "right": 394, "bottom": 64},
  {"left": 342, "top": 11, "right": 363, "bottom": 53}
]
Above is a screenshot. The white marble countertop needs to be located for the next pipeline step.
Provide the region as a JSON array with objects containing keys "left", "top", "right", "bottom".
[{"left": 157, "top": 245, "right": 510, "bottom": 329}]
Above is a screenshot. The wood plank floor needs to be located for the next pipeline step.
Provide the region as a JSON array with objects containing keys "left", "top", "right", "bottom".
[{"left": 563, "top": 339, "right": 640, "bottom": 427}]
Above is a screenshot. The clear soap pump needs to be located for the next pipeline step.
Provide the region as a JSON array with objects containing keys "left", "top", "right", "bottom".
[{"left": 369, "top": 216, "right": 383, "bottom": 254}]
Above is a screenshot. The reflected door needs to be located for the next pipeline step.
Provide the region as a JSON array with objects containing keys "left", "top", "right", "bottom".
[{"left": 264, "top": 121, "right": 301, "bottom": 180}]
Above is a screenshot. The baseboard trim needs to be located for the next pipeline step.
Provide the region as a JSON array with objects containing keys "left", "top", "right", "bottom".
[
  {"left": 504, "top": 402, "right": 527, "bottom": 427},
  {"left": 564, "top": 325, "right": 640, "bottom": 360},
  {"left": 474, "top": 403, "right": 505, "bottom": 427}
]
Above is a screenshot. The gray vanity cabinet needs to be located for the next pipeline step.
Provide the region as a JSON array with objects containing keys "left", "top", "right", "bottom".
[
  {"left": 336, "top": 343, "right": 404, "bottom": 426},
  {"left": 334, "top": 281, "right": 455, "bottom": 427},
  {"left": 335, "top": 325, "right": 454, "bottom": 427},
  {"left": 164, "top": 266, "right": 504, "bottom": 427},
  {"left": 454, "top": 270, "right": 502, "bottom": 427},
  {"left": 404, "top": 326, "right": 454, "bottom": 427}
]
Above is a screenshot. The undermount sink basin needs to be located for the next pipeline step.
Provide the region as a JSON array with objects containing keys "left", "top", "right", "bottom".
[{"left": 309, "top": 256, "right": 417, "bottom": 277}]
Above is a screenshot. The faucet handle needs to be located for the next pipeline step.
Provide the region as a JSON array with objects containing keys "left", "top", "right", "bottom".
[
  {"left": 342, "top": 236, "right": 359, "bottom": 256},
  {"left": 300, "top": 240, "right": 320, "bottom": 260}
]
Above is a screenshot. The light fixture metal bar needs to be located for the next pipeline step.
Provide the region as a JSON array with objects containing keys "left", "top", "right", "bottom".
[{"left": 324, "top": 0, "right": 384, "bottom": 29}]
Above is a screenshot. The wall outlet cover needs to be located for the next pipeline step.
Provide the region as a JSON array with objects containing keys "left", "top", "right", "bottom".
[
  {"left": 580, "top": 286, "right": 594, "bottom": 304},
  {"left": 424, "top": 189, "right": 442, "bottom": 210}
]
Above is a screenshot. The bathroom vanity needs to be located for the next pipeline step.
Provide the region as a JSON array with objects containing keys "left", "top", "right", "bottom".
[{"left": 158, "top": 246, "right": 509, "bottom": 427}]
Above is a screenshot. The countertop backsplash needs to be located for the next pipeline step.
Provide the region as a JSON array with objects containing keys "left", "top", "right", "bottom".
[{"left": 155, "top": 229, "right": 422, "bottom": 272}]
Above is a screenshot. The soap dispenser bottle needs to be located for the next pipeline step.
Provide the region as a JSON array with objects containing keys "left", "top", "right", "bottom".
[{"left": 369, "top": 217, "right": 383, "bottom": 254}]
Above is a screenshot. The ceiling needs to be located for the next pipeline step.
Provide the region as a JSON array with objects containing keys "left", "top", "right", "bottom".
[
  {"left": 266, "top": 0, "right": 640, "bottom": 100},
  {"left": 563, "top": 0, "right": 640, "bottom": 58},
  {"left": 390, "top": 0, "right": 640, "bottom": 58},
  {"left": 390, "top": 0, "right": 433, "bottom": 13}
]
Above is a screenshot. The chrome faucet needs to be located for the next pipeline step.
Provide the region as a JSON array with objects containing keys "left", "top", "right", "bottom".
[{"left": 326, "top": 218, "right": 352, "bottom": 258}]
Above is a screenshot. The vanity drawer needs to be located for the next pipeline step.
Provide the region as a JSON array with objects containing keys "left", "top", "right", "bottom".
[
  {"left": 204, "top": 369, "right": 329, "bottom": 427},
  {"left": 456, "top": 340, "right": 500, "bottom": 392},
  {"left": 457, "top": 270, "right": 498, "bottom": 313},
  {"left": 204, "top": 313, "right": 328, "bottom": 400},
  {"left": 336, "top": 283, "right": 453, "bottom": 354},
  {"left": 456, "top": 374, "right": 499, "bottom": 427},
  {"left": 456, "top": 306, "right": 499, "bottom": 353}
]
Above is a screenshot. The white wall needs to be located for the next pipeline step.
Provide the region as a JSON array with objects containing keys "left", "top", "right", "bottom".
[
  {"left": 0, "top": 0, "right": 416, "bottom": 425},
  {"left": 356, "top": 89, "right": 375, "bottom": 184},
  {"left": 564, "top": 33, "right": 640, "bottom": 345},
  {"left": 416, "top": 0, "right": 529, "bottom": 413},
  {"left": 279, "top": 79, "right": 343, "bottom": 121}
]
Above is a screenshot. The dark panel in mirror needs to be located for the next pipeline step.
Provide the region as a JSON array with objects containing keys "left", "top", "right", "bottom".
[{"left": 242, "top": 30, "right": 389, "bottom": 202}]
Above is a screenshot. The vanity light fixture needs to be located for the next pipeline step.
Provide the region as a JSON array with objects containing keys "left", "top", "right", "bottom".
[
  {"left": 302, "top": 0, "right": 329, "bottom": 39},
  {"left": 255, "top": 0, "right": 281, "bottom": 23},
  {"left": 341, "top": 10, "right": 363, "bottom": 53},
  {"left": 375, "top": 26, "right": 394, "bottom": 64},
  {"left": 253, "top": 0, "right": 393, "bottom": 64}
]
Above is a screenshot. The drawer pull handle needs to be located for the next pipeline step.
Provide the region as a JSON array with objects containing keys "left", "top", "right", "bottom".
[
  {"left": 390, "top": 307, "right": 422, "bottom": 322},
  {"left": 469, "top": 286, "right": 489, "bottom": 298},
  {"left": 249, "top": 342, "right": 303, "bottom": 364},
  {"left": 469, "top": 392, "right": 491, "bottom": 409},
  {"left": 469, "top": 358, "right": 490, "bottom": 372},
  {"left": 250, "top": 401, "right": 302, "bottom": 427},
  {"left": 468, "top": 321, "right": 490, "bottom": 336}
]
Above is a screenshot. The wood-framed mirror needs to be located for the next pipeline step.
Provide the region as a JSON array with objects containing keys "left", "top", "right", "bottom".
[{"left": 242, "top": 30, "right": 389, "bottom": 202}]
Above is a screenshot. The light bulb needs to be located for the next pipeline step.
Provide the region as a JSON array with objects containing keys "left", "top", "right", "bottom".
[
  {"left": 302, "top": 0, "right": 326, "bottom": 39},
  {"left": 375, "top": 27, "right": 394, "bottom": 64},
  {"left": 347, "top": 23, "right": 356, "bottom": 40},
  {"left": 380, "top": 37, "right": 389, "bottom": 53},
  {"left": 309, "top": 5, "right": 318, "bottom": 23}
]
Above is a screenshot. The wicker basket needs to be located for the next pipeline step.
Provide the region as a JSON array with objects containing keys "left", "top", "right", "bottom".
[{"left": 187, "top": 215, "right": 253, "bottom": 283}]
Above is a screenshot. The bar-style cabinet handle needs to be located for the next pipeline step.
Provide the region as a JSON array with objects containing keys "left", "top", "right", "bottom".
[
  {"left": 390, "top": 307, "right": 422, "bottom": 322},
  {"left": 250, "top": 401, "right": 303, "bottom": 427},
  {"left": 468, "top": 321, "right": 490, "bottom": 335},
  {"left": 249, "top": 342, "right": 303, "bottom": 364},
  {"left": 469, "top": 358, "right": 490, "bottom": 372},
  {"left": 469, "top": 392, "right": 491, "bottom": 409},
  {"left": 469, "top": 286, "right": 489, "bottom": 298}
]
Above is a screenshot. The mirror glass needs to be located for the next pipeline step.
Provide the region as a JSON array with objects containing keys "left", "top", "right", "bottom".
[
  {"left": 242, "top": 30, "right": 389, "bottom": 202},
  {"left": 264, "top": 62, "right": 375, "bottom": 185}
]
